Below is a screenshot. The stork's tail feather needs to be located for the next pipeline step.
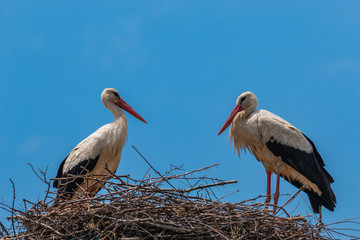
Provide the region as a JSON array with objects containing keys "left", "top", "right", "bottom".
[
  {"left": 308, "top": 187, "right": 336, "bottom": 213},
  {"left": 282, "top": 176, "right": 336, "bottom": 213}
]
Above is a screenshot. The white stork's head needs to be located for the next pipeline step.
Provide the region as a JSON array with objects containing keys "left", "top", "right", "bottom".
[
  {"left": 217, "top": 91, "right": 257, "bottom": 136},
  {"left": 235, "top": 91, "right": 258, "bottom": 113},
  {"left": 101, "top": 88, "right": 147, "bottom": 123}
]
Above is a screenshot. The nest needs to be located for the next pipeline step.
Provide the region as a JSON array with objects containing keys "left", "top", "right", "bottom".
[{"left": 0, "top": 148, "right": 356, "bottom": 239}]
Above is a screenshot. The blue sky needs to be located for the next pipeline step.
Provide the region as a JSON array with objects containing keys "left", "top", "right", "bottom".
[{"left": 1, "top": 1, "right": 359, "bottom": 236}]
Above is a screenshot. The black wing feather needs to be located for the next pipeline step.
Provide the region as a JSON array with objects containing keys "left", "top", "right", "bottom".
[
  {"left": 56, "top": 155, "right": 100, "bottom": 200},
  {"left": 53, "top": 154, "right": 69, "bottom": 188},
  {"left": 266, "top": 135, "right": 336, "bottom": 213},
  {"left": 302, "top": 134, "right": 334, "bottom": 183}
]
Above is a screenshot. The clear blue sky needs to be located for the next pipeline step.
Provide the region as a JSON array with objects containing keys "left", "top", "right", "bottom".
[{"left": 1, "top": 1, "right": 359, "bottom": 236}]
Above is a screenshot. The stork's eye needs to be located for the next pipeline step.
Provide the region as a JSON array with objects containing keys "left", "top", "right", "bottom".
[
  {"left": 240, "top": 96, "right": 246, "bottom": 103},
  {"left": 112, "top": 91, "right": 120, "bottom": 99}
]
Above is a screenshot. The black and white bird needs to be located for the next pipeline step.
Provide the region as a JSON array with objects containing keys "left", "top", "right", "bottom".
[
  {"left": 53, "top": 88, "right": 147, "bottom": 202},
  {"left": 217, "top": 91, "right": 336, "bottom": 214}
]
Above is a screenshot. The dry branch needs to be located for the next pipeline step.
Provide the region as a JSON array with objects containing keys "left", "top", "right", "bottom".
[{"left": 1, "top": 150, "right": 358, "bottom": 239}]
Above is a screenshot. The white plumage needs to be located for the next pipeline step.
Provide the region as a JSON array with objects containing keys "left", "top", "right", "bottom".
[
  {"left": 53, "top": 88, "right": 146, "bottom": 201},
  {"left": 62, "top": 118, "right": 128, "bottom": 176},
  {"left": 218, "top": 91, "right": 336, "bottom": 214}
]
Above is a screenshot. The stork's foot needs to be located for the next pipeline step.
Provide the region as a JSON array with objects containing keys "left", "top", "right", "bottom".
[
  {"left": 316, "top": 206, "right": 323, "bottom": 226},
  {"left": 264, "top": 194, "right": 271, "bottom": 211},
  {"left": 272, "top": 192, "right": 279, "bottom": 215},
  {"left": 265, "top": 195, "right": 271, "bottom": 204},
  {"left": 272, "top": 207, "right": 278, "bottom": 215},
  {"left": 316, "top": 219, "right": 324, "bottom": 228}
]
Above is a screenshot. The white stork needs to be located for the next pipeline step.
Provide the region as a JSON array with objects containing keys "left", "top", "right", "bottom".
[
  {"left": 53, "top": 88, "right": 147, "bottom": 202},
  {"left": 217, "top": 91, "right": 336, "bottom": 214}
]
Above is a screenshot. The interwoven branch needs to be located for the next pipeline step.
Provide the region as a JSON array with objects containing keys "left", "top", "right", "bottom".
[
  {"left": 1, "top": 149, "right": 357, "bottom": 239},
  {"left": 1, "top": 163, "right": 337, "bottom": 240}
]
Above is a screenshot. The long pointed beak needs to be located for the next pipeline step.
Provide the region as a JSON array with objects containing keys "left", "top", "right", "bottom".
[
  {"left": 116, "top": 99, "right": 147, "bottom": 123},
  {"left": 217, "top": 105, "right": 242, "bottom": 136}
]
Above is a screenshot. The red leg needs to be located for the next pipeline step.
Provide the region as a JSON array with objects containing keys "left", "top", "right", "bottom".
[
  {"left": 265, "top": 171, "right": 272, "bottom": 209},
  {"left": 273, "top": 172, "right": 281, "bottom": 214}
]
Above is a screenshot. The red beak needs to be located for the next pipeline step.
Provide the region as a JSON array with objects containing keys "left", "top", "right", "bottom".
[
  {"left": 116, "top": 99, "right": 147, "bottom": 123},
  {"left": 217, "top": 105, "right": 242, "bottom": 136}
]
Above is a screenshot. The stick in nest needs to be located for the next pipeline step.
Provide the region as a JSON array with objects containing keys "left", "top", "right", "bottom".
[{"left": 1, "top": 147, "right": 358, "bottom": 240}]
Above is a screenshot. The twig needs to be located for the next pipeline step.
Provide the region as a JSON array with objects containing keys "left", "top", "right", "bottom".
[
  {"left": 274, "top": 185, "right": 305, "bottom": 215},
  {"left": 159, "top": 180, "right": 237, "bottom": 193},
  {"left": 0, "top": 221, "right": 9, "bottom": 237},
  {"left": 27, "top": 163, "right": 48, "bottom": 184},
  {"left": 132, "top": 145, "right": 179, "bottom": 192},
  {"left": 9, "top": 178, "right": 16, "bottom": 235},
  {"left": 2, "top": 159, "right": 355, "bottom": 239}
]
